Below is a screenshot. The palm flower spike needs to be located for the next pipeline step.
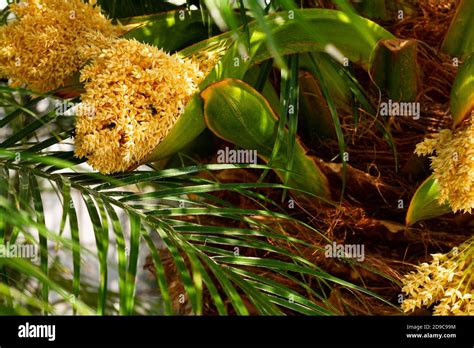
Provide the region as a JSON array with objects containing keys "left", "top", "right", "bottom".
[
  {"left": 401, "top": 237, "right": 473, "bottom": 315},
  {"left": 414, "top": 111, "right": 474, "bottom": 213},
  {"left": 74, "top": 36, "right": 220, "bottom": 174}
]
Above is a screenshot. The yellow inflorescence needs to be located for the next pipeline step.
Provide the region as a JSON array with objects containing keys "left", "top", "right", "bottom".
[
  {"left": 415, "top": 114, "right": 474, "bottom": 213},
  {"left": 401, "top": 238, "right": 473, "bottom": 315},
  {"left": 74, "top": 37, "right": 206, "bottom": 174},
  {"left": 0, "top": 0, "right": 123, "bottom": 92}
]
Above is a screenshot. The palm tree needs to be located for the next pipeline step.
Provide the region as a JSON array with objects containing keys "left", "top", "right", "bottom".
[{"left": 0, "top": 0, "right": 471, "bottom": 316}]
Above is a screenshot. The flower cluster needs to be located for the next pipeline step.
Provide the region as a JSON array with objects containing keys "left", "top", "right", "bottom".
[
  {"left": 74, "top": 37, "right": 206, "bottom": 174},
  {"left": 1, "top": 0, "right": 219, "bottom": 173},
  {"left": 415, "top": 113, "right": 474, "bottom": 213},
  {"left": 0, "top": 0, "right": 122, "bottom": 92},
  {"left": 401, "top": 238, "right": 473, "bottom": 315}
]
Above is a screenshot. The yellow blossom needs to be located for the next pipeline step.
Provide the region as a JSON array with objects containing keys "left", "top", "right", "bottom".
[
  {"left": 415, "top": 113, "right": 474, "bottom": 213},
  {"left": 0, "top": 0, "right": 123, "bottom": 92},
  {"left": 401, "top": 238, "right": 473, "bottom": 316},
  {"left": 74, "top": 37, "right": 208, "bottom": 174}
]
